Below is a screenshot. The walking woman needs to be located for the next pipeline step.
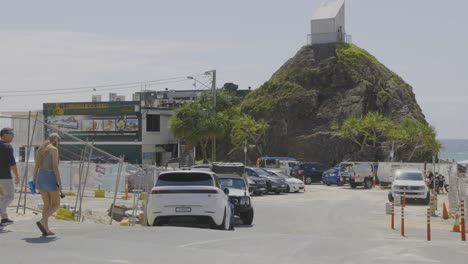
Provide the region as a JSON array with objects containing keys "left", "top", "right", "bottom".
[{"left": 33, "top": 133, "right": 62, "bottom": 236}]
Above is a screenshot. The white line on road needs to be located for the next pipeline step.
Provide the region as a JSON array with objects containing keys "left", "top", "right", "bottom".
[{"left": 178, "top": 236, "right": 256, "bottom": 248}]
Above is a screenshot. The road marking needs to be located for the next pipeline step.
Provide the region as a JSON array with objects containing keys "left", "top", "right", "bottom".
[
  {"left": 179, "top": 236, "right": 255, "bottom": 248},
  {"left": 106, "top": 260, "right": 129, "bottom": 264}
]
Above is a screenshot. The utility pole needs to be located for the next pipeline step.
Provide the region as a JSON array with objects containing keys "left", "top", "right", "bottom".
[{"left": 206, "top": 70, "right": 217, "bottom": 162}]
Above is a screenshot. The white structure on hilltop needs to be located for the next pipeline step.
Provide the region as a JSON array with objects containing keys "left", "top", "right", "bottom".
[{"left": 309, "top": 0, "right": 351, "bottom": 45}]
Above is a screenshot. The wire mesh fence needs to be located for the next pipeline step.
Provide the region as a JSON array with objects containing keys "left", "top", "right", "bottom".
[
  {"left": 448, "top": 164, "right": 468, "bottom": 214},
  {"left": 4, "top": 114, "right": 166, "bottom": 226}
]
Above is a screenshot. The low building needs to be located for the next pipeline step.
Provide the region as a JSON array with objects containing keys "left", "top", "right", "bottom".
[{"left": 42, "top": 90, "right": 203, "bottom": 165}]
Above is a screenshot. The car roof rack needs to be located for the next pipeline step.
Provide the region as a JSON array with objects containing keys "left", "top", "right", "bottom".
[{"left": 211, "top": 162, "right": 244, "bottom": 174}]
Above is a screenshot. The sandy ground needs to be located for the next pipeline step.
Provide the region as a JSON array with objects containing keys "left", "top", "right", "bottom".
[{"left": 6, "top": 188, "right": 141, "bottom": 226}]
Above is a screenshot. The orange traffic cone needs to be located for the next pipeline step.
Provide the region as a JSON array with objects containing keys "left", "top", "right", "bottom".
[
  {"left": 452, "top": 213, "right": 460, "bottom": 232},
  {"left": 442, "top": 202, "right": 449, "bottom": 220}
]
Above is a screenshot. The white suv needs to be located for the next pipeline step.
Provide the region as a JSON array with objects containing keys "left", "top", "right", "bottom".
[
  {"left": 146, "top": 170, "right": 233, "bottom": 230},
  {"left": 388, "top": 168, "right": 429, "bottom": 205}
]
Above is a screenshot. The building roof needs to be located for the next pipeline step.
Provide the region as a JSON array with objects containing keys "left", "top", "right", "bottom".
[{"left": 312, "top": 0, "right": 344, "bottom": 20}]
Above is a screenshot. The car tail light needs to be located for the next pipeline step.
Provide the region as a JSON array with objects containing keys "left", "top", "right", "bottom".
[{"left": 298, "top": 170, "right": 304, "bottom": 175}]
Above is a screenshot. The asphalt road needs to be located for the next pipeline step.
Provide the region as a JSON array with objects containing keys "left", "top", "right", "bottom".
[{"left": 1, "top": 185, "right": 467, "bottom": 264}]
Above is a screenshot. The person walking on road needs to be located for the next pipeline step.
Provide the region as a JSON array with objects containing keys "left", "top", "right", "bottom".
[
  {"left": 33, "top": 133, "right": 62, "bottom": 236},
  {"left": 0, "top": 128, "right": 20, "bottom": 226}
]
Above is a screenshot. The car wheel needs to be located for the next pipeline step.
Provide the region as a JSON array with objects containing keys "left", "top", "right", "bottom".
[
  {"left": 154, "top": 219, "right": 163, "bottom": 226},
  {"left": 286, "top": 185, "right": 290, "bottom": 193},
  {"left": 305, "top": 177, "right": 312, "bottom": 185},
  {"left": 215, "top": 209, "right": 227, "bottom": 230},
  {"left": 240, "top": 209, "right": 254, "bottom": 225},
  {"left": 337, "top": 180, "right": 344, "bottom": 186},
  {"left": 388, "top": 191, "right": 394, "bottom": 202},
  {"left": 350, "top": 183, "right": 357, "bottom": 188},
  {"left": 364, "top": 178, "right": 373, "bottom": 189}
]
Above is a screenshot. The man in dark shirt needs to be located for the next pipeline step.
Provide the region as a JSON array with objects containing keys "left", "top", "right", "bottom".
[{"left": 0, "top": 128, "right": 19, "bottom": 225}]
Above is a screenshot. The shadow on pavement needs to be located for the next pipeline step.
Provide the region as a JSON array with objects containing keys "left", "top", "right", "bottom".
[
  {"left": 0, "top": 228, "right": 12, "bottom": 234},
  {"left": 22, "top": 236, "right": 59, "bottom": 244}
]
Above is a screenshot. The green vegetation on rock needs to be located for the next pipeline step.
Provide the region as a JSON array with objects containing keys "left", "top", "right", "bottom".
[
  {"left": 336, "top": 43, "right": 379, "bottom": 66},
  {"left": 242, "top": 80, "right": 316, "bottom": 119}
]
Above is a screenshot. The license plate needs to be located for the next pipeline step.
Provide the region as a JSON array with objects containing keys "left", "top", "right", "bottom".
[{"left": 175, "top": 207, "right": 191, "bottom": 213}]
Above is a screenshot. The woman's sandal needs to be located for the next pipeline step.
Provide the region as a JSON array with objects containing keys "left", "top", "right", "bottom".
[{"left": 36, "top": 221, "right": 47, "bottom": 236}]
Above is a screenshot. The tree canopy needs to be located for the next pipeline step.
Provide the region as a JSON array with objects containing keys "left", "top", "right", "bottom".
[{"left": 332, "top": 112, "right": 441, "bottom": 161}]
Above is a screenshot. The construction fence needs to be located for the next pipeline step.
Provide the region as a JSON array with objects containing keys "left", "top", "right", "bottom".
[
  {"left": 448, "top": 164, "right": 468, "bottom": 215},
  {"left": 2, "top": 113, "right": 163, "bottom": 226}
]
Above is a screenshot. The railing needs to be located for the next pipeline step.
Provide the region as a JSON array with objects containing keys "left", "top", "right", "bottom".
[{"left": 306, "top": 32, "right": 352, "bottom": 45}]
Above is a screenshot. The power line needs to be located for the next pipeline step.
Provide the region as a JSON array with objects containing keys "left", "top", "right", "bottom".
[
  {"left": 0, "top": 73, "right": 210, "bottom": 94},
  {"left": 0, "top": 76, "right": 212, "bottom": 98}
]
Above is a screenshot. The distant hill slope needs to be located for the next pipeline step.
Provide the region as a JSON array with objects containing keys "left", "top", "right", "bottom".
[{"left": 241, "top": 43, "right": 428, "bottom": 164}]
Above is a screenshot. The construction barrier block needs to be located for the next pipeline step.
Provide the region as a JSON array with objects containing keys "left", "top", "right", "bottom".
[
  {"left": 120, "top": 218, "right": 130, "bottom": 226},
  {"left": 95, "top": 190, "right": 105, "bottom": 198},
  {"left": 55, "top": 208, "right": 75, "bottom": 221},
  {"left": 139, "top": 192, "right": 147, "bottom": 201},
  {"left": 138, "top": 212, "right": 145, "bottom": 225},
  {"left": 62, "top": 191, "right": 76, "bottom": 196}
]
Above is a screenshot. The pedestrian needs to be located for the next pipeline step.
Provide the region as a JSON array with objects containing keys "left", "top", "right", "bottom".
[
  {"left": 0, "top": 128, "right": 20, "bottom": 226},
  {"left": 33, "top": 133, "right": 62, "bottom": 236},
  {"left": 428, "top": 170, "right": 435, "bottom": 194}
]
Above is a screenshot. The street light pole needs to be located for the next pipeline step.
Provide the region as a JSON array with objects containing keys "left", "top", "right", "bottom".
[
  {"left": 205, "top": 70, "right": 217, "bottom": 162},
  {"left": 244, "top": 144, "right": 247, "bottom": 166}
]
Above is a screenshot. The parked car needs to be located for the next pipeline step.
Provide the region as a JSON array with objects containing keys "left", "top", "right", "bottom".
[
  {"left": 211, "top": 161, "right": 256, "bottom": 194},
  {"left": 291, "top": 162, "right": 328, "bottom": 185},
  {"left": 146, "top": 170, "right": 233, "bottom": 230},
  {"left": 245, "top": 167, "right": 287, "bottom": 194},
  {"left": 218, "top": 175, "right": 254, "bottom": 225},
  {"left": 246, "top": 177, "right": 257, "bottom": 195},
  {"left": 388, "top": 168, "right": 429, "bottom": 205},
  {"left": 267, "top": 169, "right": 305, "bottom": 193},
  {"left": 257, "top": 157, "right": 298, "bottom": 176},
  {"left": 211, "top": 162, "right": 255, "bottom": 224},
  {"left": 338, "top": 162, "right": 377, "bottom": 189},
  {"left": 321, "top": 167, "right": 345, "bottom": 186}
]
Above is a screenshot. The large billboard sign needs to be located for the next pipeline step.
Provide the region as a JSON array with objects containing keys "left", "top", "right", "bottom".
[{"left": 43, "top": 102, "right": 141, "bottom": 141}]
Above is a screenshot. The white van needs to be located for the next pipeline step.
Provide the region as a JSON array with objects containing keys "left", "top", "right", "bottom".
[{"left": 339, "top": 162, "right": 376, "bottom": 189}]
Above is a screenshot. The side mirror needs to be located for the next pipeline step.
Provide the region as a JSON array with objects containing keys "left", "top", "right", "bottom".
[{"left": 223, "top": 188, "right": 230, "bottom": 195}]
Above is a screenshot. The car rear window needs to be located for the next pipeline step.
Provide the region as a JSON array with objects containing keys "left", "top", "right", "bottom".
[{"left": 156, "top": 173, "right": 214, "bottom": 187}]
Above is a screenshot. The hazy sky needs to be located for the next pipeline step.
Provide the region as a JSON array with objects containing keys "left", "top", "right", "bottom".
[{"left": 0, "top": 0, "right": 467, "bottom": 139}]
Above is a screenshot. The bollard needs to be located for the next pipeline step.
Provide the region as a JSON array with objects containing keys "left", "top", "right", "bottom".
[
  {"left": 403, "top": 192, "right": 406, "bottom": 208},
  {"left": 391, "top": 202, "right": 394, "bottom": 230},
  {"left": 401, "top": 203, "right": 405, "bottom": 237},
  {"left": 124, "top": 179, "right": 129, "bottom": 200},
  {"left": 462, "top": 200, "right": 466, "bottom": 241},
  {"left": 427, "top": 208, "right": 431, "bottom": 241}
]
